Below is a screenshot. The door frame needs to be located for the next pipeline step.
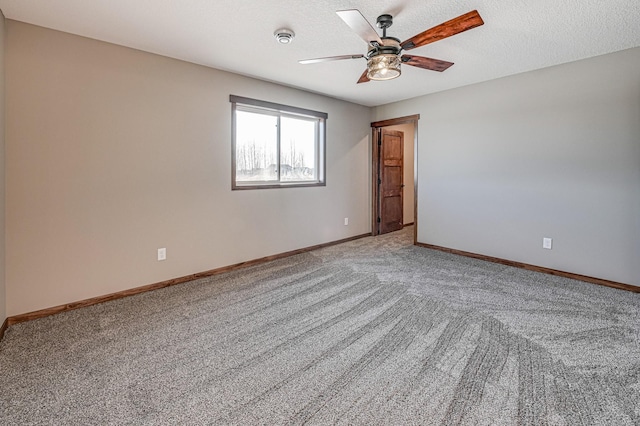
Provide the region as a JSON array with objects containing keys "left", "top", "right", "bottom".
[{"left": 371, "top": 114, "right": 420, "bottom": 242}]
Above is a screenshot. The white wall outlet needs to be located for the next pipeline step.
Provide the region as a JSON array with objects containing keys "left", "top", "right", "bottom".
[
  {"left": 542, "top": 238, "right": 553, "bottom": 250},
  {"left": 344, "top": 217, "right": 349, "bottom": 226},
  {"left": 157, "top": 247, "right": 167, "bottom": 261}
]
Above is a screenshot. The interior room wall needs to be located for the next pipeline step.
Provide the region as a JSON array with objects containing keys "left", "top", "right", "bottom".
[
  {"left": 5, "top": 21, "right": 373, "bottom": 317},
  {"left": 374, "top": 47, "right": 640, "bottom": 287},
  {"left": 384, "top": 123, "right": 415, "bottom": 225},
  {"left": 0, "top": 11, "right": 6, "bottom": 325}
]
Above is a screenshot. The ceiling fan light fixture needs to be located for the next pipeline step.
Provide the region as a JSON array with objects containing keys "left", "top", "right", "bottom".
[
  {"left": 367, "top": 54, "right": 401, "bottom": 81},
  {"left": 274, "top": 28, "right": 295, "bottom": 44}
]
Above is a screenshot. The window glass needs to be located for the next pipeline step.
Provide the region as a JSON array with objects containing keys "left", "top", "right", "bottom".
[
  {"left": 280, "top": 116, "right": 317, "bottom": 182},
  {"left": 235, "top": 110, "right": 278, "bottom": 182}
]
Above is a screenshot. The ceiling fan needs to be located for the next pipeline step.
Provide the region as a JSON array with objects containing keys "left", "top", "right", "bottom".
[{"left": 299, "top": 9, "right": 484, "bottom": 83}]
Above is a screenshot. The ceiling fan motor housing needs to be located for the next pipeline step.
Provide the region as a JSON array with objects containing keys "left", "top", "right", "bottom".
[
  {"left": 368, "top": 37, "right": 401, "bottom": 57},
  {"left": 368, "top": 13, "right": 401, "bottom": 62}
]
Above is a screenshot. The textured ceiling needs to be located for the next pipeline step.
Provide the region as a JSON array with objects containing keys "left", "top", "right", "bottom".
[{"left": 1, "top": 0, "right": 639, "bottom": 107}]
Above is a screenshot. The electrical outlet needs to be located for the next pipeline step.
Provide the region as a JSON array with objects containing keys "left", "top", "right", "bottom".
[
  {"left": 542, "top": 238, "right": 552, "bottom": 250},
  {"left": 344, "top": 217, "right": 349, "bottom": 226},
  {"left": 157, "top": 247, "right": 167, "bottom": 261}
]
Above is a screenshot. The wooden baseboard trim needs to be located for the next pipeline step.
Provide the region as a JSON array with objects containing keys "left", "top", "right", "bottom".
[
  {"left": 415, "top": 242, "right": 639, "bottom": 293},
  {"left": 7, "top": 232, "right": 372, "bottom": 326},
  {"left": 403, "top": 222, "right": 415, "bottom": 228},
  {"left": 0, "top": 318, "right": 8, "bottom": 342}
]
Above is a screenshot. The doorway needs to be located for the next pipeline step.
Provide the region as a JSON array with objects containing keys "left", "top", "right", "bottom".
[{"left": 371, "top": 115, "right": 419, "bottom": 237}]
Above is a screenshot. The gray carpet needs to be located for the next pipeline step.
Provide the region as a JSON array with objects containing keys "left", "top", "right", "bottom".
[{"left": 1, "top": 227, "right": 639, "bottom": 425}]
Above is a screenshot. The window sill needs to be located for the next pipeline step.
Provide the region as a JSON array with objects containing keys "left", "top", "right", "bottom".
[{"left": 232, "top": 181, "right": 326, "bottom": 190}]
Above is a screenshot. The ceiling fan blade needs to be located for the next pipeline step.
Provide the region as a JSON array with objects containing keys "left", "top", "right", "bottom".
[
  {"left": 337, "top": 9, "right": 383, "bottom": 46},
  {"left": 357, "top": 69, "right": 370, "bottom": 84},
  {"left": 299, "top": 54, "right": 365, "bottom": 65},
  {"left": 401, "top": 10, "right": 484, "bottom": 50},
  {"left": 401, "top": 54, "right": 454, "bottom": 72}
]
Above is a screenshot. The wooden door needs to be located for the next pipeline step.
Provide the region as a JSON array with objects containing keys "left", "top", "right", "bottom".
[{"left": 378, "top": 129, "right": 404, "bottom": 234}]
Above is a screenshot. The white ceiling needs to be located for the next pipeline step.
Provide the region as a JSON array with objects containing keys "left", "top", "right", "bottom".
[{"left": 1, "top": 0, "right": 639, "bottom": 107}]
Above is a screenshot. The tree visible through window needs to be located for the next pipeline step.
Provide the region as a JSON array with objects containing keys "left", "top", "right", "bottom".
[{"left": 230, "top": 95, "right": 326, "bottom": 189}]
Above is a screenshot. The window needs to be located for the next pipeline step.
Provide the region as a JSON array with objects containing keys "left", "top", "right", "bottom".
[{"left": 230, "top": 95, "right": 327, "bottom": 189}]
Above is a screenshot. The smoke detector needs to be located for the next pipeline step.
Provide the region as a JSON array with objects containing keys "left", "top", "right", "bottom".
[{"left": 274, "top": 29, "right": 295, "bottom": 44}]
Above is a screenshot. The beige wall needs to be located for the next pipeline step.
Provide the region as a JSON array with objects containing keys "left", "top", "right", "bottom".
[
  {"left": 375, "top": 47, "right": 640, "bottom": 287},
  {"left": 0, "top": 11, "right": 5, "bottom": 325},
  {"left": 385, "top": 123, "right": 415, "bottom": 225},
  {"left": 5, "top": 21, "right": 373, "bottom": 316}
]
